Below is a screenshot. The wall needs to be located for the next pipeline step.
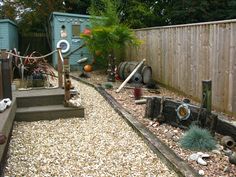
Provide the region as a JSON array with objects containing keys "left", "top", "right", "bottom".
[{"left": 125, "top": 19, "right": 236, "bottom": 115}]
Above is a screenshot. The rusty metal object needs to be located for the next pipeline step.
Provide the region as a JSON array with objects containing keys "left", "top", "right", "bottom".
[
  {"left": 221, "top": 136, "right": 235, "bottom": 149},
  {"left": 0, "top": 133, "right": 7, "bottom": 145}
]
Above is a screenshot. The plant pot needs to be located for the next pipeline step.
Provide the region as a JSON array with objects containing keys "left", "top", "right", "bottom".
[{"left": 32, "top": 79, "right": 45, "bottom": 87}]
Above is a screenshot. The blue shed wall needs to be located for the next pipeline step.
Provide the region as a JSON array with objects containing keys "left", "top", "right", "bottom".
[
  {"left": 50, "top": 12, "right": 92, "bottom": 71},
  {"left": 0, "top": 19, "right": 18, "bottom": 50}
]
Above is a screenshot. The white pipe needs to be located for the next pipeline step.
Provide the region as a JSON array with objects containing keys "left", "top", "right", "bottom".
[
  {"left": 116, "top": 58, "right": 146, "bottom": 93},
  {"left": 77, "top": 57, "right": 88, "bottom": 64}
]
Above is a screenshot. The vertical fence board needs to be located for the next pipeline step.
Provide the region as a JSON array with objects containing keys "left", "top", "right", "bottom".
[
  {"left": 0, "top": 61, "right": 2, "bottom": 99},
  {"left": 126, "top": 20, "right": 236, "bottom": 115}
]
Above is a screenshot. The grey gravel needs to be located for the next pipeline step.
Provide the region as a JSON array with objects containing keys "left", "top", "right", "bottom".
[{"left": 4, "top": 79, "right": 177, "bottom": 176}]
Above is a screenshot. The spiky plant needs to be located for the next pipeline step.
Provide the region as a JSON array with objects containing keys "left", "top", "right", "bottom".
[
  {"left": 103, "top": 82, "right": 113, "bottom": 89},
  {"left": 179, "top": 125, "right": 216, "bottom": 151}
]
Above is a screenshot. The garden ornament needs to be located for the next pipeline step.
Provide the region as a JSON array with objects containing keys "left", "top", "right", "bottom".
[
  {"left": 176, "top": 103, "right": 191, "bottom": 121},
  {"left": 0, "top": 98, "right": 12, "bottom": 112},
  {"left": 221, "top": 136, "right": 235, "bottom": 149},
  {"left": 188, "top": 152, "right": 210, "bottom": 166}
]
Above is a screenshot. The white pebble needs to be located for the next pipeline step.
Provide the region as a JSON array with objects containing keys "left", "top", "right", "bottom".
[{"left": 199, "top": 170, "right": 205, "bottom": 175}]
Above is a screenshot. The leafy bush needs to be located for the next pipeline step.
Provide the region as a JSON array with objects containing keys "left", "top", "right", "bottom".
[{"left": 179, "top": 125, "right": 216, "bottom": 151}]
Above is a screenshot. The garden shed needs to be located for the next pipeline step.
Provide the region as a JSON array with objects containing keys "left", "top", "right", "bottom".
[
  {"left": 50, "top": 12, "right": 92, "bottom": 71},
  {"left": 0, "top": 19, "right": 18, "bottom": 51}
]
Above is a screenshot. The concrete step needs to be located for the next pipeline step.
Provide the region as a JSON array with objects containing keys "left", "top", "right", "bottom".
[
  {"left": 14, "top": 88, "right": 65, "bottom": 108},
  {"left": 15, "top": 105, "right": 84, "bottom": 121},
  {"left": 16, "top": 94, "right": 64, "bottom": 108}
]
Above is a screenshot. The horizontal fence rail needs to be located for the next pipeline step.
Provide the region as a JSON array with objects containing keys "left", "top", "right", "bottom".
[{"left": 125, "top": 19, "right": 236, "bottom": 115}]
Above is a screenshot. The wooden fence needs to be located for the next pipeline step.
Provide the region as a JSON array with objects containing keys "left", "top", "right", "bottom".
[
  {"left": 125, "top": 19, "right": 236, "bottom": 115},
  {"left": 19, "top": 32, "right": 51, "bottom": 62}
]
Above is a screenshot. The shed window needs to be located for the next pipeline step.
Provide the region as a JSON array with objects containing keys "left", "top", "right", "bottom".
[{"left": 72, "top": 24, "right": 80, "bottom": 37}]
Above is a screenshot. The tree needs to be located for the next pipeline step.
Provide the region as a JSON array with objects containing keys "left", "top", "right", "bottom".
[
  {"left": 165, "top": 0, "right": 236, "bottom": 25},
  {"left": 0, "top": 0, "right": 91, "bottom": 33}
]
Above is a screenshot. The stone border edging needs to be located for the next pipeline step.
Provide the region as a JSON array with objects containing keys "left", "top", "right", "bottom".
[{"left": 71, "top": 75, "right": 199, "bottom": 177}]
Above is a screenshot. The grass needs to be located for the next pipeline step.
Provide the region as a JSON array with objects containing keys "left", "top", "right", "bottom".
[{"left": 179, "top": 125, "right": 216, "bottom": 151}]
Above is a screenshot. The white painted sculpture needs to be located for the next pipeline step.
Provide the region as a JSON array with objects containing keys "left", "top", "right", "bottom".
[{"left": 0, "top": 98, "right": 12, "bottom": 112}]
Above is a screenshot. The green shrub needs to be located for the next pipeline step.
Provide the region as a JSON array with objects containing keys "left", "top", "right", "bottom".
[
  {"left": 103, "top": 82, "right": 113, "bottom": 89},
  {"left": 179, "top": 125, "right": 216, "bottom": 151}
]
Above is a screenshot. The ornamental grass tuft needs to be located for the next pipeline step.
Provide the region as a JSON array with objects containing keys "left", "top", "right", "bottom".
[{"left": 180, "top": 125, "right": 216, "bottom": 151}]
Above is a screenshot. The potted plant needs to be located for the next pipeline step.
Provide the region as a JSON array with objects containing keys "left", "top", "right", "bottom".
[{"left": 12, "top": 51, "right": 55, "bottom": 88}]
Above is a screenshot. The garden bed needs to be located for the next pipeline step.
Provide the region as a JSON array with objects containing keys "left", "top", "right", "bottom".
[{"left": 71, "top": 70, "right": 236, "bottom": 177}]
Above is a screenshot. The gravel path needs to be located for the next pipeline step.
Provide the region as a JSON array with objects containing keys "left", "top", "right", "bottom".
[{"left": 4, "top": 79, "right": 177, "bottom": 176}]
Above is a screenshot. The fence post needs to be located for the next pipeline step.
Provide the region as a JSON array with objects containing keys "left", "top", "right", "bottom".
[
  {"left": 57, "top": 48, "right": 63, "bottom": 88},
  {"left": 202, "top": 80, "right": 217, "bottom": 135},
  {"left": 202, "top": 80, "right": 212, "bottom": 112}
]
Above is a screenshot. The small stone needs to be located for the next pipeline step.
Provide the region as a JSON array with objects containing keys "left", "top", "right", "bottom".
[
  {"left": 229, "top": 152, "right": 236, "bottom": 165},
  {"left": 188, "top": 153, "right": 199, "bottom": 161},
  {"left": 201, "top": 153, "right": 210, "bottom": 158},
  {"left": 152, "top": 123, "right": 159, "bottom": 127},
  {"left": 223, "top": 166, "right": 230, "bottom": 172},
  {"left": 164, "top": 129, "right": 168, "bottom": 133},
  {"left": 197, "top": 157, "right": 207, "bottom": 166},
  {"left": 173, "top": 130, "right": 178, "bottom": 134},
  {"left": 212, "top": 149, "right": 221, "bottom": 154},
  {"left": 216, "top": 144, "right": 224, "bottom": 151},
  {"left": 198, "top": 170, "right": 205, "bottom": 175},
  {"left": 172, "top": 136, "right": 179, "bottom": 142},
  {"left": 223, "top": 149, "right": 233, "bottom": 156},
  {"left": 197, "top": 152, "right": 204, "bottom": 156},
  {"left": 166, "top": 132, "right": 174, "bottom": 139},
  {"left": 148, "top": 121, "right": 154, "bottom": 127}
]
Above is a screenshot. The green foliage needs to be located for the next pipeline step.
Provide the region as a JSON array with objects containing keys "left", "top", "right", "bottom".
[
  {"left": 81, "top": 0, "right": 141, "bottom": 63},
  {"left": 2, "top": 0, "right": 236, "bottom": 32},
  {"left": 0, "top": 0, "right": 91, "bottom": 33},
  {"left": 103, "top": 82, "right": 113, "bottom": 89},
  {"left": 180, "top": 125, "right": 216, "bottom": 151}
]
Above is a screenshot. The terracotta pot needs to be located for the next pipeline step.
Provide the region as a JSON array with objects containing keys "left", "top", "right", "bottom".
[
  {"left": 84, "top": 64, "right": 93, "bottom": 72},
  {"left": 221, "top": 136, "right": 235, "bottom": 149}
]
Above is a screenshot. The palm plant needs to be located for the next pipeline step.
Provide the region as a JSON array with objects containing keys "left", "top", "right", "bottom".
[{"left": 81, "top": 0, "right": 141, "bottom": 81}]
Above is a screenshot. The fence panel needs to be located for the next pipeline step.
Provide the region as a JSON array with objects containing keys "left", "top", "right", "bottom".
[
  {"left": 125, "top": 19, "right": 236, "bottom": 115},
  {"left": 19, "top": 33, "right": 51, "bottom": 62}
]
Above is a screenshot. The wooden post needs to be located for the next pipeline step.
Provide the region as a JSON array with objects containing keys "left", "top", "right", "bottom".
[
  {"left": 57, "top": 48, "right": 63, "bottom": 88},
  {"left": 145, "top": 97, "right": 161, "bottom": 120},
  {"left": 1, "top": 51, "right": 12, "bottom": 100},
  {"left": 202, "top": 80, "right": 217, "bottom": 135},
  {"left": 63, "top": 57, "right": 71, "bottom": 106},
  {"left": 202, "top": 80, "right": 212, "bottom": 112}
]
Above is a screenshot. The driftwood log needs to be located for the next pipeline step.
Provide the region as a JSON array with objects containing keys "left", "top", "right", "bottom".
[{"left": 145, "top": 96, "right": 218, "bottom": 135}]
